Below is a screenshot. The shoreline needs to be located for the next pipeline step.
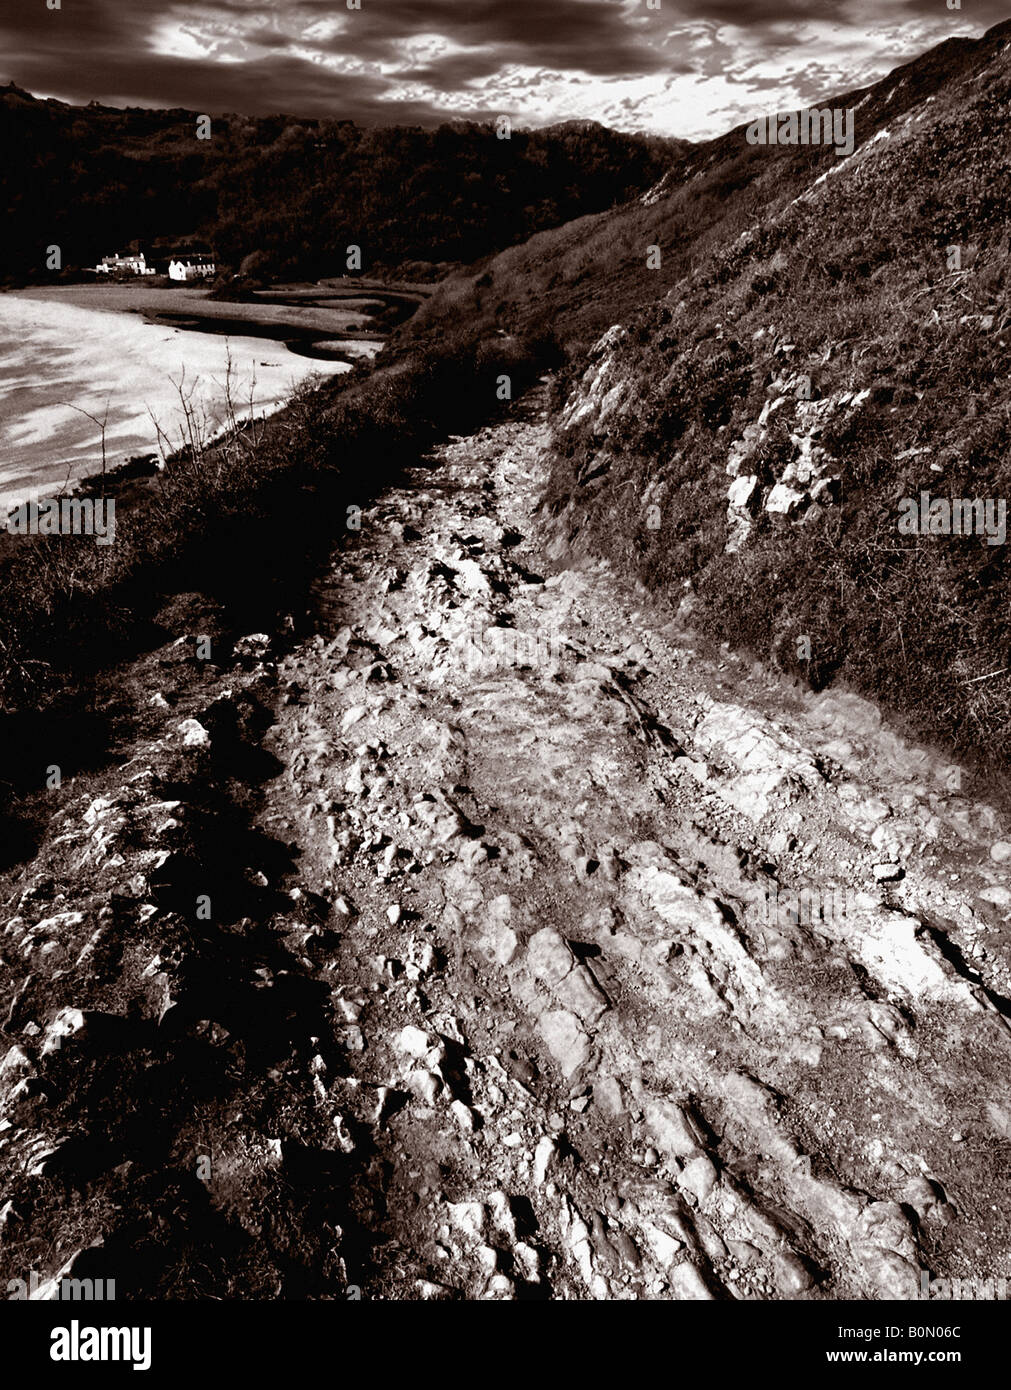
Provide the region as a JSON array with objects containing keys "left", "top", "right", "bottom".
[
  {"left": 2, "top": 280, "right": 422, "bottom": 357},
  {"left": 0, "top": 290, "right": 379, "bottom": 502}
]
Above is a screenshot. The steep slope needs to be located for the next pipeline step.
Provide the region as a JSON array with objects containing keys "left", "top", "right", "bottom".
[
  {"left": 402, "top": 19, "right": 1011, "bottom": 356},
  {"left": 537, "top": 17, "right": 1011, "bottom": 760}
]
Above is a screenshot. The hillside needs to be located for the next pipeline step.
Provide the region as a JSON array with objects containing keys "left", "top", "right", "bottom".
[
  {"left": 483, "top": 16, "right": 1011, "bottom": 763},
  {"left": 401, "top": 20, "right": 1011, "bottom": 358},
  {"left": 0, "top": 85, "right": 682, "bottom": 283}
]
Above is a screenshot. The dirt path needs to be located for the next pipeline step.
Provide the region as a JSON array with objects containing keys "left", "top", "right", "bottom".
[{"left": 2, "top": 384, "right": 1011, "bottom": 1299}]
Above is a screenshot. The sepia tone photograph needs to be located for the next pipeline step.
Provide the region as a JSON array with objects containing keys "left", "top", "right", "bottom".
[{"left": 0, "top": 0, "right": 1008, "bottom": 1365}]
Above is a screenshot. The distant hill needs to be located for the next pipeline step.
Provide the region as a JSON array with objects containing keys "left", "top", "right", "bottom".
[{"left": 0, "top": 84, "right": 684, "bottom": 284}]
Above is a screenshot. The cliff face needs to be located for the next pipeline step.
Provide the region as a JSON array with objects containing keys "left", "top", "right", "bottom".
[{"left": 540, "top": 20, "right": 1011, "bottom": 754}]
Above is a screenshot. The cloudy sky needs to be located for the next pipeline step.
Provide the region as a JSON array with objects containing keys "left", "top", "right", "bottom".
[{"left": 4, "top": 0, "right": 1006, "bottom": 138}]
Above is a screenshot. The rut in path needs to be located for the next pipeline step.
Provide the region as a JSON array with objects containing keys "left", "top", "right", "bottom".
[{"left": 2, "top": 384, "right": 1011, "bottom": 1299}]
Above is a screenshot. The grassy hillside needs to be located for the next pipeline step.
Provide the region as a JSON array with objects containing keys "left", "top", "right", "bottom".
[
  {"left": 400, "top": 22, "right": 1010, "bottom": 360},
  {"left": 0, "top": 87, "right": 681, "bottom": 283},
  {"left": 539, "top": 17, "right": 1011, "bottom": 756}
]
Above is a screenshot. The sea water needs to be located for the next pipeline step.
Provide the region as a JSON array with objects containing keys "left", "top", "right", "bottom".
[{"left": 0, "top": 293, "right": 356, "bottom": 506}]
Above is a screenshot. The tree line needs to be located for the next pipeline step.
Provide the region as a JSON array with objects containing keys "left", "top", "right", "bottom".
[{"left": 1, "top": 85, "right": 681, "bottom": 283}]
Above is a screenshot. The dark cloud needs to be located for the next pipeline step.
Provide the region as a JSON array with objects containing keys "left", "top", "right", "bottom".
[
  {"left": 674, "top": 0, "right": 1009, "bottom": 23},
  {"left": 0, "top": 0, "right": 1003, "bottom": 132},
  {"left": 1, "top": 0, "right": 675, "bottom": 117},
  {"left": 893, "top": 0, "right": 1010, "bottom": 21},
  {"left": 7, "top": 48, "right": 472, "bottom": 126},
  {"left": 347, "top": 0, "right": 673, "bottom": 75}
]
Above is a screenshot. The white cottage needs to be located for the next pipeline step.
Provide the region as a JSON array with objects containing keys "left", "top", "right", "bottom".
[
  {"left": 168, "top": 256, "right": 217, "bottom": 282},
  {"left": 94, "top": 252, "right": 155, "bottom": 276}
]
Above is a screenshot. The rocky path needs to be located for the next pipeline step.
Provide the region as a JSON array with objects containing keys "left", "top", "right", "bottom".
[{"left": 2, "top": 384, "right": 1011, "bottom": 1300}]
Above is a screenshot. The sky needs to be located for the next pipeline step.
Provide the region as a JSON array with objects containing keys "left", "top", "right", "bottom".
[{"left": 3, "top": 0, "right": 1008, "bottom": 140}]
